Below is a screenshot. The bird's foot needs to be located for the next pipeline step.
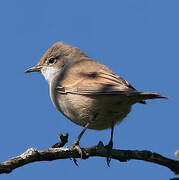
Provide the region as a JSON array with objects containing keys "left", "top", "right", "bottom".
[
  {"left": 72, "top": 140, "right": 84, "bottom": 166},
  {"left": 105, "top": 141, "right": 113, "bottom": 167},
  {"left": 72, "top": 140, "right": 83, "bottom": 159}
]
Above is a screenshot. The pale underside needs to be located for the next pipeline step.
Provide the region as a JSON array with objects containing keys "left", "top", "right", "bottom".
[{"left": 45, "top": 59, "right": 139, "bottom": 130}]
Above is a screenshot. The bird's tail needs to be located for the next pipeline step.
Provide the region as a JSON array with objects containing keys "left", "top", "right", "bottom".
[{"left": 129, "top": 92, "right": 168, "bottom": 104}]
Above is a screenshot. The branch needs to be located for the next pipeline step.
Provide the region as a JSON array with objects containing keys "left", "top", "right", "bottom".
[
  {"left": 175, "top": 150, "right": 179, "bottom": 159},
  {"left": 0, "top": 134, "right": 179, "bottom": 175}
]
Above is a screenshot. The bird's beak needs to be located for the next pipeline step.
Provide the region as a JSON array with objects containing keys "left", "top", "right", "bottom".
[{"left": 24, "top": 65, "right": 42, "bottom": 73}]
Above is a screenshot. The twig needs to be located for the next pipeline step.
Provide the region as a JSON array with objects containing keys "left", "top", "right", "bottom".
[
  {"left": 0, "top": 140, "right": 179, "bottom": 174},
  {"left": 51, "top": 133, "right": 68, "bottom": 148}
]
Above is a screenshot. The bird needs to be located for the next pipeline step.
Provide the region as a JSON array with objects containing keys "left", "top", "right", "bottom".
[{"left": 25, "top": 42, "right": 167, "bottom": 163}]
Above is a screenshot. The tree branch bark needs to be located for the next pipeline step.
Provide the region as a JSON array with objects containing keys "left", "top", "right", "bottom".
[{"left": 0, "top": 139, "right": 179, "bottom": 175}]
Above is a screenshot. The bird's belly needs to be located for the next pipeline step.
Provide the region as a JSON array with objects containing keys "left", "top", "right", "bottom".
[{"left": 51, "top": 92, "right": 132, "bottom": 130}]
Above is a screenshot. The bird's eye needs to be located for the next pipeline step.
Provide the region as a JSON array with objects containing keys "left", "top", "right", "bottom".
[{"left": 48, "top": 57, "right": 56, "bottom": 65}]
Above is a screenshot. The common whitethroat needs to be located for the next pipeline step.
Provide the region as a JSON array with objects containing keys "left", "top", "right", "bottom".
[{"left": 25, "top": 42, "right": 167, "bottom": 159}]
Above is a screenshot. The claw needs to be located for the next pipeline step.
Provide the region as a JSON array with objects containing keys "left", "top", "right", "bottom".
[
  {"left": 73, "top": 158, "right": 79, "bottom": 166},
  {"left": 105, "top": 141, "right": 113, "bottom": 167},
  {"left": 71, "top": 122, "right": 90, "bottom": 162},
  {"left": 73, "top": 141, "right": 83, "bottom": 159},
  {"left": 72, "top": 141, "right": 84, "bottom": 166}
]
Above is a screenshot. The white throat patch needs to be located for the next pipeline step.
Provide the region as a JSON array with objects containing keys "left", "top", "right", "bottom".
[{"left": 41, "top": 67, "right": 60, "bottom": 84}]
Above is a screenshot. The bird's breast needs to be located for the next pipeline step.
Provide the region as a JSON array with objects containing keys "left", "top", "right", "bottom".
[{"left": 49, "top": 83, "right": 132, "bottom": 130}]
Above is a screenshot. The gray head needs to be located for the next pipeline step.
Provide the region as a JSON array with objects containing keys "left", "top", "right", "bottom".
[{"left": 25, "top": 42, "right": 87, "bottom": 83}]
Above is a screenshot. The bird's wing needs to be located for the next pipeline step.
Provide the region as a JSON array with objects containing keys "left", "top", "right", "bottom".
[{"left": 56, "top": 59, "right": 136, "bottom": 95}]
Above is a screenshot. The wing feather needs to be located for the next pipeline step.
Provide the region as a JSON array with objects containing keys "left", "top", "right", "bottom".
[{"left": 56, "top": 68, "right": 136, "bottom": 95}]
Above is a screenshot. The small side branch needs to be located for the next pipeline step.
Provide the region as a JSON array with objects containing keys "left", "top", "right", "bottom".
[{"left": 0, "top": 140, "right": 179, "bottom": 174}]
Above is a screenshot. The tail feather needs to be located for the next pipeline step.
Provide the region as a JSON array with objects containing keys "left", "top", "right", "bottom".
[{"left": 129, "top": 92, "right": 168, "bottom": 103}]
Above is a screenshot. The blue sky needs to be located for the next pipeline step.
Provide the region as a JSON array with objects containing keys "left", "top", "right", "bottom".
[{"left": 0, "top": 0, "right": 178, "bottom": 179}]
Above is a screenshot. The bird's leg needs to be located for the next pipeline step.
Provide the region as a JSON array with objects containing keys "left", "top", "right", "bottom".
[
  {"left": 72, "top": 122, "right": 90, "bottom": 160},
  {"left": 108, "top": 124, "right": 114, "bottom": 148},
  {"left": 105, "top": 124, "right": 114, "bottom": 166}
]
